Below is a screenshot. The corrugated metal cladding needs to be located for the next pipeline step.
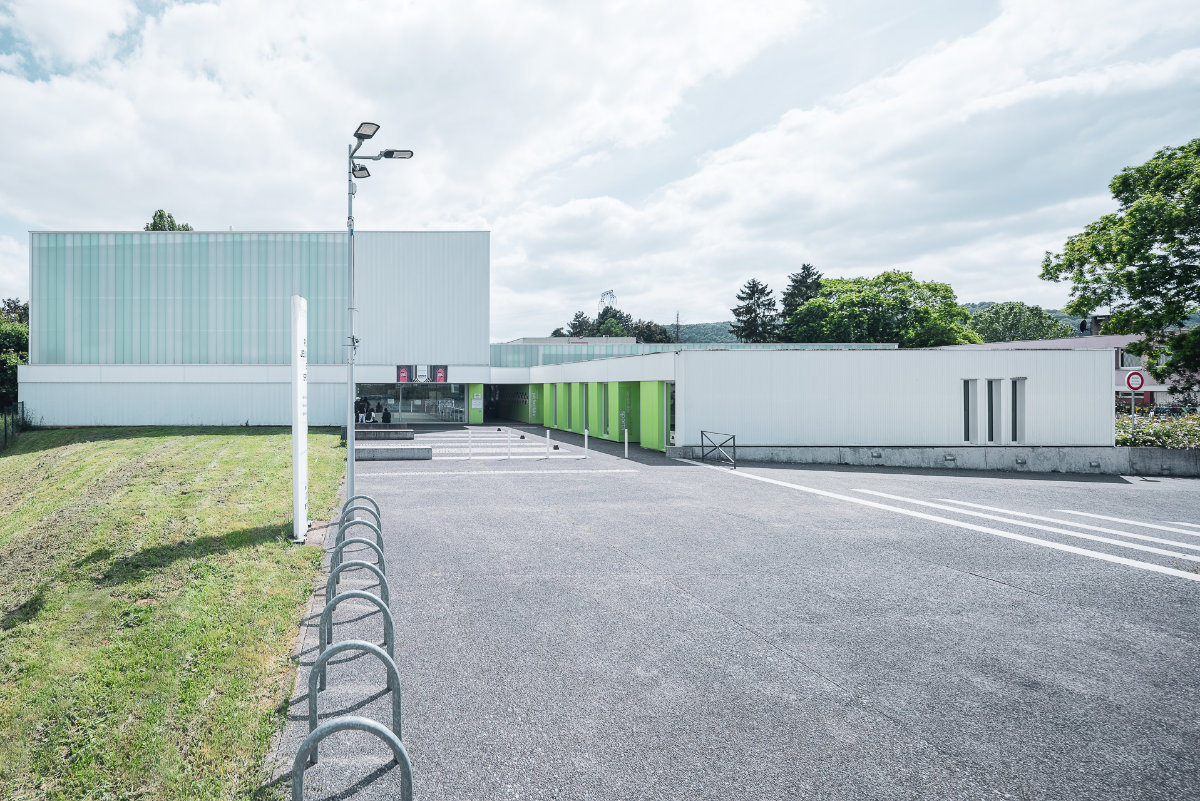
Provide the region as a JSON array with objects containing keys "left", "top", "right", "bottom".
[
  {"left": 353, "top": 232, "right": 490, "bottom": 367},
  {"left": 676, "top": 349, "right": 1114, "bottom": 447},
  {"left": 30, "top": 232, "right": 349, "bottom": 365},
  {"left": 490, "top": 340, "right": 893, "bottom": 368}
]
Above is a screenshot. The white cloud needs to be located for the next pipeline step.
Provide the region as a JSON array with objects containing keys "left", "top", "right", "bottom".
[
  {"left": 0, "top": 0, "right": 1198, "bottom": 337},
  {"left": 3, "top": 0, "right": 137, "bottom": 66}
]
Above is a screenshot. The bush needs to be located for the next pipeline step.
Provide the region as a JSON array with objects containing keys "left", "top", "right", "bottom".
[{"left": 1116, "top": 413, "right": 1200, "bottom": 448}]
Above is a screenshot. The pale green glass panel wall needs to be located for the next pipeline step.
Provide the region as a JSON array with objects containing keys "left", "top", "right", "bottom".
[{"left": 31, "top": 232, "right": 348, "bottom": 365}]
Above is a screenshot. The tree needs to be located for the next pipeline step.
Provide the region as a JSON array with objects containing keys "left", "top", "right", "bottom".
[
  {"left": 550, "top": 327, "right": 566, "bottom": 337},
  {"left": 729, "top": 279, "right": 779, "bottom": 343},
  {"left": 1041, "top": 138, "right": 1200, "bottom": 393},
  {"left": 1, "top": 298, "right": 29, "bottom": 324},
  {"left": 0, "top": 318, "right": 28, "bottom": 409},
  {"left": 630, "top": 319, "right": 674, "bottom": 343},
  {"left": 969, "top": 301, "right": 1074, "bottom": 343},
  {"left": 672, "top": 312, "right": 681, "bottom": 343},
  {"left": 145, "top": 209, "right": 193, "bottom": 231},
  {"left": 597, "top": 318, "right": 627, "bottom": 337},
  {"left": 595, "top": 305, "right": 634, "bottom": 334},
  {"left": 566, "top": 311, "right": 593, "bottom": 337},
  {"left": 780, "top": 264, "right": 823, "bottom": 322},
  {"left": 786, "top": 270, "right": 981, "bottom": 347}
]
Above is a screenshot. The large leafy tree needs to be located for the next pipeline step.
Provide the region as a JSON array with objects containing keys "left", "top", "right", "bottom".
[
  {"left": 780, "top": 264, "right": 823, "bottom": 322},
  {"left": 630, "top": 319, "right": 674, "bottom": 343},
  {"left": 729, "top": 278, "right": 779, "bottom": 343},
  {"left": 554, "top": 305, "right": 676, "bottom": 342},
  {"left": 565, "top": 311, "right": 593, "bottom": 337},
  {"left": 2, "top": 298, "right": 29, "bottom": 324},
  {"left": 970, "top": 301, "right": 1074, "bottom": 343},
  {"left": 145, "top": 209, "right": 193, "bottom": 231},
  {"left": 786, "top": 270, "right": 980, "bottom": 347},
  {"left": 1041, "top": 138, "right": 1200, "bottom": 393},
  {"left": 0, "top": 317, "right": 28, "bottom": 408}
]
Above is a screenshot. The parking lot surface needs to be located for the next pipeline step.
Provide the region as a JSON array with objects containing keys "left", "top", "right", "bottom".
[{"left": 275, "top": 425, "right": 1200, "bottom": 800}]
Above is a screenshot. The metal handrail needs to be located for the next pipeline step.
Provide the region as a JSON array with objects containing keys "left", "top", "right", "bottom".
[
  {"left": 342, "top": 494, "right": 380, "bottom": 517},
  {"left": 700, "top": 431, "right": 737, "bottom": 469},
  {"left": 330, "top": 537, "right": 386, "bottom": 575},
  {"left": 319, "top": 589, "right": 395, "bottom": 658},
  {"left": 327, "top": 560, "right": 390, "bottom": 605},
  {"left": 292, "top": 716, "right": 412, "bottom": 800},
  {"left": 307, "top": 640, "right": 402, "bottom": 763}
]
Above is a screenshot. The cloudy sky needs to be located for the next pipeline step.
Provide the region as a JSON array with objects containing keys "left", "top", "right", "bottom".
[{"left": 1, "top": 0, "right": 1198, "bottom": 340}]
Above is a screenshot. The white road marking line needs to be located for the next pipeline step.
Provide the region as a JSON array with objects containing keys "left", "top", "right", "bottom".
[
  {"left": 431, "top": 455, "right": 586, "bottom": 461},
  {"left": 856, "top": 490, "right": 1200, "bottom": 561},
  {"left": 360, "top": 468, "right": 637, "bottom": 477},
  {"left": 935, "top": 499, "right": 1200, "bottom": 553},
  {"left": 674, "top": 459, "right": 1200, "bottom": 583},
  {"left": 1167, "top": 521, "right": 1200, "bottom": 529},
  {"left": 1054, "top": 511, "right": 1200, "bottom": 538}
]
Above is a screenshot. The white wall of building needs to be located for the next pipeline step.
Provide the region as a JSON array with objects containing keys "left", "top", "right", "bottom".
[
  {"left": 354, "top": 231, "right": 490, "bottom": 369},
  {"left": 674, "top": 349, "right": 1114, "bottom": 447}
]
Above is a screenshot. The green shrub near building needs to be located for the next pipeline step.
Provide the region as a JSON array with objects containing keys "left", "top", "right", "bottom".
[{"left": 1116, "top": 413, "right": 1200, "bottom": 448}]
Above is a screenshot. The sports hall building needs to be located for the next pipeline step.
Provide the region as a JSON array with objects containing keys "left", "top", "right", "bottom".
[{"left": 18, "top": 230, "right": 1116, "bottom": 453}]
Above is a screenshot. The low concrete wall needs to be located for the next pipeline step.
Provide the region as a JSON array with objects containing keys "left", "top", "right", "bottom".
[
  {"left": 354, "top": 445, "right": 433, "bottom": 461},
  {"left": 666, "top": 445, "right": 1200, "bottom": 477}
]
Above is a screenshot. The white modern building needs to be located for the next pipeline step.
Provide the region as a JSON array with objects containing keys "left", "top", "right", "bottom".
[{"left": 19, "top": 229, "right": 1117, "bottom": 454}]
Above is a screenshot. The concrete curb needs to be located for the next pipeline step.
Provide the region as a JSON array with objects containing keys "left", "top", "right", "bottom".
[{"left": 666, "top": 445, "right": 1200, "bottom": 476}]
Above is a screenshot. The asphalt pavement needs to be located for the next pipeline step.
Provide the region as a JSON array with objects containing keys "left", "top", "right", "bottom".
[{"left": 270, "top": 424, "right": 1200, "bottom": 800}]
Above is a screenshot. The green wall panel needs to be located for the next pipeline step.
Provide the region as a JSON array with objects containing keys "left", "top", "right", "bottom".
[
  {"left": 639, "top": 381, "right": 666, "bottom": 451},
  {"left": 468, "top": 383, "right": 484, "bottom": 424}
]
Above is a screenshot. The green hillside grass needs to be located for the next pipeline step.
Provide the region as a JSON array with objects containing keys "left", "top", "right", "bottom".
[{"left": 0, "top": 427, "right": 343, "bottom": 800}]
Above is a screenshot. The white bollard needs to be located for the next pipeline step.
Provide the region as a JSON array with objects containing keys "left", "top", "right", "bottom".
[
  {"left": 624, "top": 428, "right": 628, "bottom": 459},
  {"left": 546, "top": 429, "right": 551, "bottom": 458},
  {"left": 583, "top": 429, "right": 588, "bottom": 459}
]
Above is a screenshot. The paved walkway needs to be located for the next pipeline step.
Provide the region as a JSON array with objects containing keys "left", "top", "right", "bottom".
[{"left": 270, "top": 424, "right": 1200, "bottom": 800}]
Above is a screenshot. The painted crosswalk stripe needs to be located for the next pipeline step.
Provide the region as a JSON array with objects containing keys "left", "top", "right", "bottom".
[
  {"left": 1167, "top": 521, "right": 1200, "bottom": 529},
  {"left": 674, "top": 458, "right": 1200, "bottom": 583},
  {"left": 855, "top": 490, "right": 1200, "bottom": 561},
  {"left": 936, "top": 499, "right": 1200, "bottom": 553},
  {"left": 1053, "top": 511, "right": 1200, "bottom": 538}
]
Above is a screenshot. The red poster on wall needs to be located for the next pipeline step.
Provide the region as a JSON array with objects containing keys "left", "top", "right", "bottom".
[
  {"left": 396, "top": 365, "right": 413, "bottom": 383},
  {"left": 432, "top": 365, "right": 447, "bottom": 383}
]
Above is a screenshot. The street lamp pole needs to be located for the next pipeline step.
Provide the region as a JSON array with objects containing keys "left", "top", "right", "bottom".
[{"left": 344, "top": 123, "right": 412, "bottom": 502}]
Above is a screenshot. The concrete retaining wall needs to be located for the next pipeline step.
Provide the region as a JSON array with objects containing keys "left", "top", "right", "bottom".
[{"left": 666, "top": 445, "right": 1200, "bottom": 477}]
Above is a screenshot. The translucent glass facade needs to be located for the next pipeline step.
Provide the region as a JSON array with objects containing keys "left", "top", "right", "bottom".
[
  {"left": 489, "top": 340, "right": 895, "bottom": 368},
  {"left": 30, "top": 232, "right": 349, "bottom": 365}
]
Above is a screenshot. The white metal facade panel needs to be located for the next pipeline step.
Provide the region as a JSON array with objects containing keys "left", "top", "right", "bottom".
[
  {"left": 527, "top": 352, "right": 676, "bottom": 384},
  {"left": 354, "top": 232, "right": 489, "bottom": 367},
  {"left": 20, "top": 381, "right": 346, "bottom": 426},
  {"left": 675, "top": 350, "right": 1114, "bottom": 447}
]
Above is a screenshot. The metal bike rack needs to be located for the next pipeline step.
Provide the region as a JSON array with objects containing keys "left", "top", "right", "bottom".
[
  {"left": 342, "top": 494, "right": 381, "bottom": 518},
  {"left": 307, "top": 640, "right": 402, "bottom": 763},
  {"left": 327, "top": 559, "right": 390, "bottom": 605},
  {"left": 340, "top": 503, "right": 382, "bottom": 528},
  {"left": 700, "top": 430, "right": 737, "bottom": 469},
  {"left": 330, "top": 537, "right": 386, "bottom": 575},
  {"left": 292, "top": 716, "right": 412, "bottom": 801},
  {"left": 335, "top": 517, "right": 383, "bottom": 549},
  {"left": 319, "top": 589, "right": 395, "bottom": 656}
]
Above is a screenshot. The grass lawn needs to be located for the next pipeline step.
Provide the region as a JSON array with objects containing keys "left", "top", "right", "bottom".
[{"left": 0, "top": 427, "right": 344, "bottom": 800}]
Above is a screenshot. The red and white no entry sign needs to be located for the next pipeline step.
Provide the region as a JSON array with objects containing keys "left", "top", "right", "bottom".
[{"left": 1126, "top": 371, "right": 1145, "bottom": 391}]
